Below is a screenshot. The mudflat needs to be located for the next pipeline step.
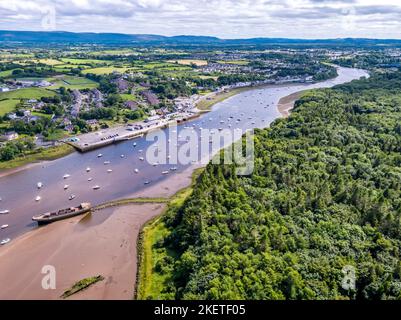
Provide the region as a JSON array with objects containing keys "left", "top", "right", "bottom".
[{"left": 0, "top": 203, "right": 165, "bottom": 300}]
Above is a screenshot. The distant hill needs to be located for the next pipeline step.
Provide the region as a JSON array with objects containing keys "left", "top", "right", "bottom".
[{"left": 1, "top": 30, "right": 401, "bottom": 47}]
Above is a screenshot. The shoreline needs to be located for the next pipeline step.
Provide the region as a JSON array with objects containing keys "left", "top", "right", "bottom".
[
  {"left": 0, "top": 143, "right": 74, "bottom": 176},
  {"left": 277, "top": 90, "right": 307, "bottom": 117},
  {"left": 0, "top": 165, "right": 202, "bottom": 300}
]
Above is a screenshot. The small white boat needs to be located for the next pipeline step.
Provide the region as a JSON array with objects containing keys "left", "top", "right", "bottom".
[
  {"left": 144, "top": 180, "right": 150, "bottom": 185},
  {"left": 64, "top": 185, "right": 69, "bottom": 190},
  {"left": 1, "top": 238, "right": 10, "bottom": 245},
  {"left": 0, "top": 210, "right": 9, "bottom": 214},
  {"left": 88, "top": 177, "right": 93, "bottom": 181},
  {"left": 134, "top": 168, "right": 139, "bottom": 173},
  {"left": 93, "top": 185, "right": 100, "bottom": 190},
  {"left": 69, "top": 194, "right": 76, "bottom": 200},
  {"left": 35, "top": 196, "right": 41, "bottom": 202},
  {"left": 104, "top": 161, "right": 110, "bottom": 165},
  {"left": 37, "top": 182, "right": 43, "bottom": 189},
  {"left": 162, "top": 171, "right": 169, "bottom": 175},
  {"left": 97, "top": 154, "right": 103, "bottom": 158},
  {"left": 86, "top": 167, "right": 91, "bottom": 172},
  {"left": 63, "top": 174, "right": 70, "bottom": 179},
  {"left": 0, "top": 224, "right": 8, "bottom": 229},
  {"left": 170, "top": 167, "right": 177, "bottom": 171},
  {"left": 121, "top": 154, "right": 125, "bottom": 158},
  {"left": 139, "top": 157, "right": 144, "bottom": 161},
  {"left": 153, "top": 163, "right": 158, "bottom": 167},
  {"left": 107, "top": 169, "right": 113, "bottom": 173},
  {"left": 133, "top": 142, "right": 137, "bottom": 147}
]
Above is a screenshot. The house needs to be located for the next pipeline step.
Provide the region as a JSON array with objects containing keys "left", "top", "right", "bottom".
[
  {"left": 90, "top": 88, "right": 103, "bottom": 102},
  {"left": 114, "top": 78, "right": 130, "bottom": 92},
  {"left": 124, "top": 100, "right": 138, "bottom": 111},
  {"left": 32, "top": 101, "right": 45, "bottom": 110},
  {"left": 34, "top": 80, "right": 52, "bottom": 87},
  {"left": 141, "top": 90, "right": 159, "bottom": 106},
  {"left": 85, "top": 119, "right": 99, "bottom": 129},
  {"left": 0, "top": 131, "right": 19, "bottom": 141},
  {"left": 6, "top": 113, "right": 18, "bottom": 120}
]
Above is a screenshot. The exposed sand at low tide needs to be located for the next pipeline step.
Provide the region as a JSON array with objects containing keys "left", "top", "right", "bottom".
[
  {"left": 0, "top": 203, "right": 165, "bottom": 300},
  {"left": 277, "top": 91, "right": 305, "bottom": 117},
  {"left": 0, "top": 162, "right": 203, "bottom": 300}
]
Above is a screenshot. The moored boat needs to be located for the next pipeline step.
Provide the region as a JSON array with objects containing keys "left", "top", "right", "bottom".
[
  {"left": 0, "top": 210, "right": 10, "bottom": 214},
  {"left": 1, "top": 238, "right": 10, "bottom": 245},
  {"left": 37, "top": 182, "right": 43, "bottom": 189},
  {"left": 0, "top": 224, "right": 8, "bottom": 229},
  {"left": 63, "top": 174, "right": 70, "bottom": 179},
  {"left": 32, "top": 203, "right": 91, "bottom": 225}
]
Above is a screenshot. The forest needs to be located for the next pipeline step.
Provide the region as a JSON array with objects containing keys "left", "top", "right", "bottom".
[{"left": 145, "top": 72, "right": 401, "bottom": 300}]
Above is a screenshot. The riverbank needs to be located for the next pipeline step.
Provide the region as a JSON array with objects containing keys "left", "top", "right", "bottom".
[
  {"left": 277, "top": 90, "right": 307, "bottom": 117},
  {"left": 196, "top": 86, "right": 258, "bottom": 111},
  {"left": 0, "top": 165, "right": 202, "bottom": 300},
  {"left": 0, "top": 143, "right": 74, "bottom": 174}
]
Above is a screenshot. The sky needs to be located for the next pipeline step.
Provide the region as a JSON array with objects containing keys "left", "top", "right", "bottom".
[{"left": 0, "top": 0, "right": 401, "bottom": 39}]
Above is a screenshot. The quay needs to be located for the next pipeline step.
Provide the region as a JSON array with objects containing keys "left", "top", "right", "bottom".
[{"left": 63, "top": 111, "right": 200, "bottom": 152}]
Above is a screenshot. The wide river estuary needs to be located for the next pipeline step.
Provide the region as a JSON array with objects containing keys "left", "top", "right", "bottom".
[{"left": 0, "top": 67, "right": 368, "bottom": 241}]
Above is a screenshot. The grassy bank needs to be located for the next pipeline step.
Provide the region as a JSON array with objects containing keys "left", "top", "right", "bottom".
[
  {"left": 0, "top": 143, "right": 74, "bottom": 171},
  {"left": 196, "top": 86, "right": 257, "bottom": 111},
  {"left": 136, "top": 168, "right": 204, "bottom": 300}
]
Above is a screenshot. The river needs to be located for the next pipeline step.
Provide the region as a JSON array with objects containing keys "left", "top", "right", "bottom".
[{"left": 0, "top": 67, "right": 368, "bottom": 241}]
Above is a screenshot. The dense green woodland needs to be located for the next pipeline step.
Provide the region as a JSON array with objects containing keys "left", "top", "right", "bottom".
[{"left": 152, "top": 72, "right": 401, "bottom": 300}]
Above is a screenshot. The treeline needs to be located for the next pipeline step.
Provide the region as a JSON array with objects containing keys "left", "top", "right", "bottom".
[{"left": 148, "top": 71, "right": 401, "bottom": 300}]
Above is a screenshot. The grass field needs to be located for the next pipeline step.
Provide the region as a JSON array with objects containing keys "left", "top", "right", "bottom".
[
  {"left": 0, "top": 88, "right": 56, "bottom": 100},
  {"left": 0, "top": 99, "right": 19, "bottom": 116},
  {"left": 216, "top": 59, "right": 249, "bottom": 65},
  {"left": 61, "top": 58, "right": 113, "bottom": 65},
  {"left": 81, "top": 66, "right": 130, "bottom": 75},
  {"left": 48, "top": 76, "right": 98, "bottom": 89},
  {"left": 168, "top": 59, "right": 208, "bottom": 66},
  {"left": 37, "top": 58, "right": 64, "bottom": 66},
  {"left": 119, "top": 93, "right": 137, "bottom": 101},
  {"left": 0, "top": 69, "right": 21, "bottom": 78}
]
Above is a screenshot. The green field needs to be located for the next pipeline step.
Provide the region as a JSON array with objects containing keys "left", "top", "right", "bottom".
[
  {"left": 0, "top": 99, "right": 19, "bottom": 116},
  {"left": 37, "top": 58, "right": 64, "bottom": 66},
  {"left": 81, "top": 66, "right": 130, "bottom": 75},
  {"left": 119, "top": 93, "right": 137, "bottom": 101},
  {"left": 48, "top": 76, "right": 98, "bottom": 89},
  {"left": 0, "top": 69, "right": 21, "bottom": 78},
  {"left": 0, "top": 88, "right": 56, "bottom": 100},
  {"left": 61, "top": 58, "right": 113, "bottom": 65},
  {"left": 216, "top": 60, "right": 249, "bottom": 65}
]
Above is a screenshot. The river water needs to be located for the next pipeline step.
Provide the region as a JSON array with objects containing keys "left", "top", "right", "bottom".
[{"left": 0, "top": 67, "right": 368, "bottom": 241}]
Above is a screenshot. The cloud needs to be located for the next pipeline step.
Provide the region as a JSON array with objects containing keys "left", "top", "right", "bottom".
[{"left": 0, "top": 0, "right": 400, "bottom": 39}]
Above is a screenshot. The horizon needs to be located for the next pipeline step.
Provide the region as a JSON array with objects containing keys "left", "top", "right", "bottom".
[
  {"left": 1, "top": 0, "right": 401, "bottom": 39},
  {"left": 1, "top": 29, "right": 401, "bottom": 42}
]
